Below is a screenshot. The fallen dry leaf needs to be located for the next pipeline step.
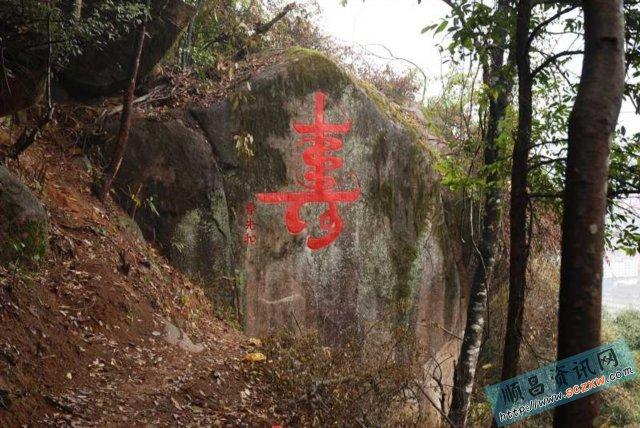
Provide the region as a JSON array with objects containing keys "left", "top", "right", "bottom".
[{"left": 244, "top": 352, "right": 266, "bottom": 363}]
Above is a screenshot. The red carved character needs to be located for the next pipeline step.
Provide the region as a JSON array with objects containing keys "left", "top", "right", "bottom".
[{"left": 256, "top": 92, "right": 360, "bottom": 250}]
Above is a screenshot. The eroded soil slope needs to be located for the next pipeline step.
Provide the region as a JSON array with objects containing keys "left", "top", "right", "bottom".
[{"left": 0, "top": 131, "right": 281, "bottom": 427}]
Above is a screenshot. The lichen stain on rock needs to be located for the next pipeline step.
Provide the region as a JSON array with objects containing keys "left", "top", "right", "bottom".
[
  {"left": 171, "top": 209, "right": 204, "bottom": 275},
  {"left": 234, "top": 48, "right": 350, "bottom": 145}
]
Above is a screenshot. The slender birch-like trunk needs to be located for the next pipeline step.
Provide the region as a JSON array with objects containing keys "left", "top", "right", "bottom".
[{"left": 448, "top": 2, "right": 513, "bottom": 425}]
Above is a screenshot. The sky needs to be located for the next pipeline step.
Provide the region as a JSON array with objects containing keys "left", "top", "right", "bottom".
[
  {"left": 311, "top": 0, "right": 640, "bottom": 281},
  {"left": 316, "top": 0, "right": 450, "bottom": 97},
  {"left": 313, "top": 0, "right": 640, "bottom": 133}
]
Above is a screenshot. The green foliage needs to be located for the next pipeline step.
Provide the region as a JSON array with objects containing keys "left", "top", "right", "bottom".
[
  {"left": 624, "top": 0, "right": 640, "bottom": 120},
  {"left": 471, "top": 272, "right": 640, "bottom": 427},
  {"left": 0, "top": 0, "right": 149, "bottom": 73},
  {"left": 611, "top": 310, "right": 640, "bottom": 350},
  {"left": 129, "top": 190, "right": 160, "bottom": 217},
  {"left": 178, "top": 0, "right": 327, "bottom": 73},
  {"left": 427, "top": 72, "right": 514, "bottom": 198},
  {"left": 422, "top": 0, "right": 513, "bottom": 69},
  {"left": 181, "top": 0, "right": 250, "bottom": 67},
  {"left": 606, "top": 130, "right": 640, "bottom": 254},
  {"left": 0, "top": 218, "right": 47, "bottom": 268},
  {"left": 601, "top": 313, "right": 640, "bottom": 425},
  {"left": 425, "top": 73, "right": 482, "bottom": 197},
  {"left": 602, "top": 379, "right": 640, "bottom": 428},
  {"left": 530, "top": 3, "right": 640, "bottom": 254},
  {"left": 425, "top": 0, "right": 640, "bottom": 255},
  {"left": 426, "top": 0, "right": 640, "bottom": 424}
]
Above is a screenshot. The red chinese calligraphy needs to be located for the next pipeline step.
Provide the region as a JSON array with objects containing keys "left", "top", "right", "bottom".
[
  {"left": 256, "top": 92, "right": 360, "bottom": 250},
  {"left": 244, "top": 202, "right": 257, "bottom": 245},
  {"left": 245, "top": 218, "right": 256, "bottom": 230}
]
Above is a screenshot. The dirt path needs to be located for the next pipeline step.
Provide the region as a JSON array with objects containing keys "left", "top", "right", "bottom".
[
  {"left": 0, "top": 140, "right": 281, "bottom": 427},
  {"left": 42, "top": 317, "right": 274, "bottom": 427}
]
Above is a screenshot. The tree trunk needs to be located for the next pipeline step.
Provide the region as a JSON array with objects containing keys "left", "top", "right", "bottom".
[
  {"left": 448, "top": 3, "right": 512, "bottom": 425},
  {"left": 499, "top": 0, "right": 531, "bottom": 384},
  {"left": 554, "top": 1, "right": 625, "bottom": 426},
  {"left": 180, "top": 19, "right": 196, "bottom": 68},
  {"left": 73, "top": 0, "right": 82, "bottom": 20},
  {"left": 98, "top": 10, "right": 148, "bottom": 202},
  {"left": 179, "top": 0, "right": 204, "bottom": 68}
]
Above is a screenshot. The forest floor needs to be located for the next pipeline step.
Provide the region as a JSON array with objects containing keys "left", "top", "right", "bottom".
[{"left": 0, "top": 128, "right": 286, "bottom": 427}]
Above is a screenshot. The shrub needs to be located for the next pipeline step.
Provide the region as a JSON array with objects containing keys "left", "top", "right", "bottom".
[{"left": 613, "top": 309, "right": 640, "bottom": 350}]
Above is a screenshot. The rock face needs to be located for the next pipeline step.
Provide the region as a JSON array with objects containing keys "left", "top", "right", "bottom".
[
  {"left": 110, "top": 48, "right": 466, "bottom": 413},
  {"left": 61, "top": 0, "right": 196, "bottom": 96},
  {"left": 0, "top": 166, "right": 48, "bottom": 266},
  {"left": 106, "top": 114, "right": 232, "bottom": 285}
]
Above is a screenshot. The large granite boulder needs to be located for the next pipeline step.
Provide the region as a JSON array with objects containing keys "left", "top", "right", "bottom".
[
  {"left": 193, "top": 49, "right": 462, "bottom": 346},
  {"left": 0, "top": 166, "right": 48, "bottom": 266},
  {"left": 61, "top": 0, "right": 196, "bottom": 96},
  {"left": 106, "top": 114, "right": 232, "bottom": 285},
  {"left": 109, "top": 48, "right": 466, "bottom": 414}
]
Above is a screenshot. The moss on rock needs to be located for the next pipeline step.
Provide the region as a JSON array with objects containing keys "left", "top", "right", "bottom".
[
  {"left": 235, "top": 48, "right": 350, "bottom": 144},
  {"left": 0, "top": 166, "right": 48, "bottom": 268}
]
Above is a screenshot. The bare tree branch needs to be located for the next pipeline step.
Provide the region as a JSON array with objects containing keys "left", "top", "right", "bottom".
[
  {"left": 531, "top": 49, "right": 583, "bottom": 78},
  {"left": 362, "top": 42, "right": 429, "bottom": 103},
  {"left": 254, "top": 2, "right": 295, "bottom": 35},
  {"left": 527, "top": 5, "right": 579, "bottom": 48},
  {"left": 234, "top": 2, "right": 296, "bottom": 60},
  {"left": 97, "top": 3, "right": 148, "bottom": 201}
]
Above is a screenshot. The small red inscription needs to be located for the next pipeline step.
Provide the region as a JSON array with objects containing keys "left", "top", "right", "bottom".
[
  {"left": 256, "top": 92, "right": 360, "bottom": 250},
  {"left": 244, "top": 202, "right": 257, "bottom": 245},
  {"left": 245, "top": 218, "right": 256, "bottom": 230}
]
